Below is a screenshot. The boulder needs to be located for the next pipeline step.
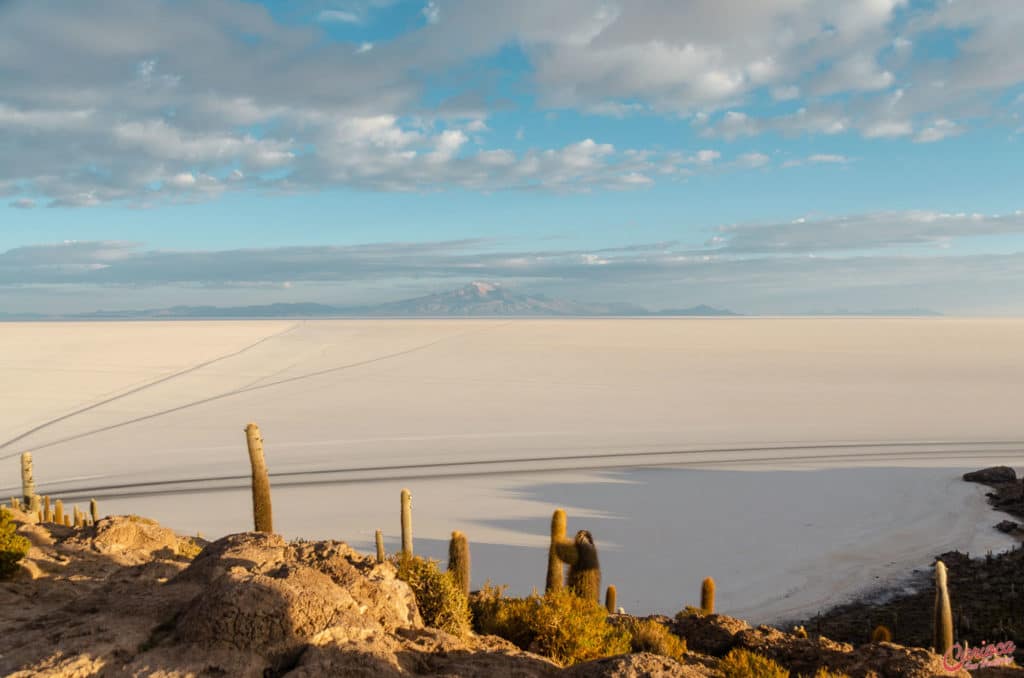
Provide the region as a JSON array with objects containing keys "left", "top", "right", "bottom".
[
  {"left": 672, "top": 613, "right": 750, "bottom": 656},
  {"left": 564, "top": 652, "right": 713, "bottom": 677}
]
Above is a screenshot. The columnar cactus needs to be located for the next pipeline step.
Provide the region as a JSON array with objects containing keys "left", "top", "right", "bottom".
[
  {"left": 54, "top": 499, "right": 64, "bottom": 526},
  {"left": 448, "top": 530, "right": 471, "bottom": 596},
  {"left": 44, "top": 496, "right": 51, "bottom": 517},
  {"left": 934, "top": 560, "right": 953, "bottom": 655},
  {"left": 63, "top": 514, "right": 71, "bottom": 527},
  {"left": 605, "top": 584, "right": 617, "bottom": 614},
  {"left": 73, "top": 506, "right": 83, "bottom": 528},
  {"left": 400, "top": 488, "right": 413, "bottom": 557},
  {"left": 554, "top": 529, "right": 602, "bottom": 602},
  {"left": 90, "top": 498, "right": 98, "bottom": 525},
  {"left": 375, "top": 529, "right": 385, "bottom": 563},
  {"left": 546, "top": 508, "right": 567, "bottom": 593},
  {"left": 701, "top": 577, "right": 716, "bottom": 615},
  {"left": 244, "top": 423, "right": 274, "bottom": 533},
  {"left": 20, "top": 452, "right": 35, "bottom": 506}
]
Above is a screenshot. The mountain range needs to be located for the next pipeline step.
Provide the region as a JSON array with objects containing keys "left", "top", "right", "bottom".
[
  {"left": 1, "top": 282, "right": 740, "bottom": 319},
  {"left": 0, "top": 282, "right": 944, "bottom": 319}
]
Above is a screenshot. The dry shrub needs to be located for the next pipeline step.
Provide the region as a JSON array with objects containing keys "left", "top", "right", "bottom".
[
  {"left": 470, "top": 583, "right": 630, "bottom": 666},
  {"left": 0, "top": 508, "right": 30, "bottom": 579},
  {"left": 621, "top": 617, "right": 687, "bottom": 661},
  {"left": 719, "top": 648, "right": 790, "bottom": 678},
  {"left": 394, "top": 553, "right": 471, "bottom": 636}
]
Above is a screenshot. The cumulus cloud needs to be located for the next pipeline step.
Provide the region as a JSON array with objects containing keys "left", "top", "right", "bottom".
[{"left": 1, "top": 0, "right": 1022, "bottom": 207}]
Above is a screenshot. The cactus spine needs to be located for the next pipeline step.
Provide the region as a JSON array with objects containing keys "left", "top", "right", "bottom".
[
  {"left": 605, "top": 584, "right": 617, "bottom": 614},
  {"left": 871, "top": 625, "right": 892, "bottom": 643},
  {"left": 934, "top": 560, "right": 953, "bottom": 655},
  {"left": 54, "top": 499, "right": 64, "bottom": 526},
  {"left": 375, "top": 529, "right": 385, "bottom": 563},
  {"left": 701, "top": 577, "right": 716, "bottom": 615},
  {"left": 546, "top": 508, "right": 567, "bottom": 593},
  {"left": 244, "top": 423, "right": 274, "bottom": 533},
  {"left": 400, "top": 488, "right": 413, "bottom": 557},
  {"left": 90, "top": 498, "right": 98, "bottom": 525},
  {"left": 20, "top": 452, "right": 35, "bottom": 506},
  {"left": 448, "top": 530, "right": 471, "bottom": 596}
]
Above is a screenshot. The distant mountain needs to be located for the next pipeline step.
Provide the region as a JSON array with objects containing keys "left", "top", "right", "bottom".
[
  {"left": 350, "top": 282, "right": 650, "bottom": 316},
  {"left": 1, "top": 282, "right": 743, "bottom": 319}
]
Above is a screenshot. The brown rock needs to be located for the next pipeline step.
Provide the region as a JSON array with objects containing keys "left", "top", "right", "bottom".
[
  {"left": 563, "top": 652, "right": 714, "bottom": 677},
  {"left": 672, "top": 613, "right": 750, "bottom": 656}
]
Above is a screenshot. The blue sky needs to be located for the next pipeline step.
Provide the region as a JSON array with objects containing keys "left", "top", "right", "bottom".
[{"left": 2, "top": 0, "right": 1023, "bottom": 313}]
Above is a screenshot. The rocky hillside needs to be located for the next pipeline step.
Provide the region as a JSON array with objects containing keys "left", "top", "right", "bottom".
[{"left": 1, "top": 508, "right": 1013, "bottom": 677}]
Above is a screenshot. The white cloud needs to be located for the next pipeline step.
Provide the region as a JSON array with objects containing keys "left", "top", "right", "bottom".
[
  {"left": 862, "top": 120, "right": 913, "bottom": 138},
  {"left": 9, "top": 198, "right": 36, "bottom": 209},
  {"left": 915, "top": 118, "right": 963, "bottom": 143},
  {"left": 355, "top": 42, "right": 374, "bottom": 54},
  {"left": 318, "top": 10, "right": 360, "bottom": 24},
  {"left": 422, "top": 1, "right": 440, "bottom": 25},
  {"left": 736, "top": 152, "right": 770, "bottom": 168}
]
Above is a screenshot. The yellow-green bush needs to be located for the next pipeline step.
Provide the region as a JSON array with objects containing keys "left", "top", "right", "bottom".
[
  {"left": 620, "top": 617, "right": 687, "bottom": 661},
  {"left": 0, "top": 508, "right": 30, "bottom": 579},
  {"left": 470, "top": 584, "right": 630, "bottom": 666},
  {"left": 719, "top": 648, "right": 790, "bottom": 678},
  {"left": 811, "top": 669, "right": 850, "bottom": 678},
  {"left": 394, "top": 554, "right": 471, "bottom": 636}
]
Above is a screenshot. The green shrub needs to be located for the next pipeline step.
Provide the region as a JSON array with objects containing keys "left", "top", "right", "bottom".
[
  {"left": 719, "top": 648, "right": 790, "bottom": 678},
  {"left": 620, "top": 617, "right": 687, "bottom": 661},
  {"left": 393, "top": 553, "right": 471, "bottom": 636},
  {"left": 0, "top": 508, "right": 30, "bottom": 579},
  {"left": 470, "top": 584, "right": 630, "bottom": 666}
]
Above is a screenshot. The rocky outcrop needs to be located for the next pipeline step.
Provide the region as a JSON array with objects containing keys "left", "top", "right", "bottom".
[
  {"left": 564, "top": 652, "right": 712, "bottom": 677},
  {"left": 672, "top": 613, "right": 750, "bottom": 656},
  {"left": 963, "top": 466, "right": 1017, "bottom": 484}
]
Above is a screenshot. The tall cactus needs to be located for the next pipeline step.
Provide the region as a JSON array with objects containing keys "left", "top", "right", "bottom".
[
  {"left": 73, "top": 506, "right": 83, "bottom": 528},
  {"left": 90, "top": 498, "right": 99, "bottom": 525},
  {"left": 400, "top": 488, "right": 413, "bottom": 557},
  {"left": 20, "top": 452, "right": 35, "bottom": 506},
  {"left": 54, "top": 499, "right": 64, "bottom": 526},
  {"left": 448, "top": 530, "right": 471, "bottom": 596},
  {"left": 546, "top": 508, "right": 567, "bottom": 593},
  {"left": 701, "top": 577, "right": 716, "bottom": 615},
  {"left": 375, "top": 529, "right": 385, "bottom": 563},
  {"left": 605, "top": 584, "right": 617, "bottom": 614},
  {"left": 934, "top": 560, "right": 953, "bottom": 655},
  {"left": 244, "top": 423, "right": 274, "bottom": 533},
  {"left": 554, "top": 529, "right": 601, "bottom": 602}
]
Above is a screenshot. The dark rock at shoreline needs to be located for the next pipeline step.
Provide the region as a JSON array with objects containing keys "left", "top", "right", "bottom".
[
  {"left": 995, "top": 520, "right": 1020, "bottom": 534},
  {"left": 963, "top": 466, "right": 1017, "bottom": 484}
]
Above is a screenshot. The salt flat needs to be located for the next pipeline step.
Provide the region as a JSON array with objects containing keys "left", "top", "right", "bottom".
[{"left": 1, "top": 318, "right": 1022, "bottom": 621}]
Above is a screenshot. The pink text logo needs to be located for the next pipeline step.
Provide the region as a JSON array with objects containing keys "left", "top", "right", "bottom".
[{"left": 942, "top": 640, "right": 1016, "bottom": 671}]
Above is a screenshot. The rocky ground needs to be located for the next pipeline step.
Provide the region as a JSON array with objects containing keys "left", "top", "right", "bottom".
[{"left": 2, "top": 506, "right": 1018, "bottom": 677}]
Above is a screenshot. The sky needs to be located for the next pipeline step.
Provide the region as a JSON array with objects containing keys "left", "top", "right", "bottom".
[{"left": 2, "top": 0, "right": 1023, "bottom": 314}]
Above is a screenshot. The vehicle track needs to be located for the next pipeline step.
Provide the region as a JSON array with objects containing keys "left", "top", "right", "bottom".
[
  {"left": 0, "top": 322, "right": 302, "bottom": 456},
  {"left": 12, "top": 439, "right": 1022, "bottom": 502}
]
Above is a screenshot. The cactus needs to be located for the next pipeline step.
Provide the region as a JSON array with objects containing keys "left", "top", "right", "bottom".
[
  {"left": 90, "top": 498, "right": 98, "bottom": 525},
  {"left": 63, "top": 514, "right": 71, "bottom": 527},
  {"left": 36, "top": 508, "right": 43, "bottom": 523},
  {"left": 20, "top": 452, "right": 35, "bottom": 506},
  {"left": 11, "top": 498, "right": 20, "bottom": 511},
  {"left": 44, "top": 496, "right": 51, "bottom": 516},
  {"left": 554, "top": 529, "right": 601, "bottom": 602},
  {"left": 448, "top": 530, "right": 471, "bottom": 596},
  {"left": 73, "top": 506, "right": 83, "bottom": 528},
  {"left": 701, "top": 577, "right": 716, "bottom": 615},
  {"left": 244, "top": 423, "right": 274, "bottom": 533},
  {"left": 871, "top": 625, "right": 892, "bottom": 643},
  {"left": 605, "top": 584, "right": 617, "bottom": 614},
  {"left": 546, "top": 508, "right": 567, "bottom": 593},
  {"left": 934, "top": 560, "right": 953, "bottom": 655},
  {"left": 54, "top": 499, "right": 64, "bottom": 526},
  {"left": 375, "top": 529, "right": 385, "bottom": 563},
  {"left": 400, "top": 488, "right": 413, "bottom": 557}
]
